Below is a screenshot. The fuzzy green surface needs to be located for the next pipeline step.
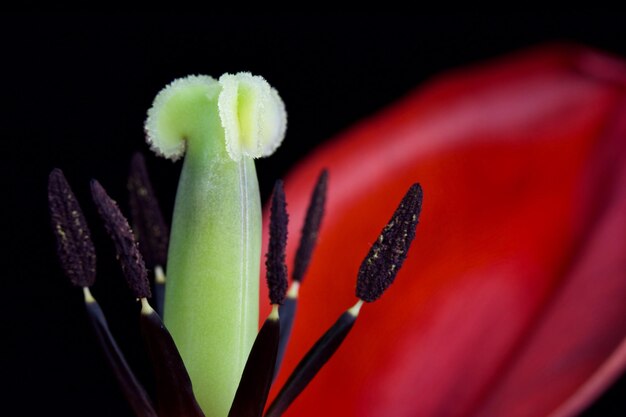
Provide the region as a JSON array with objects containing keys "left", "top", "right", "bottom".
[{"left": 161, "top": 83, "right": 261, "bottom": 417}]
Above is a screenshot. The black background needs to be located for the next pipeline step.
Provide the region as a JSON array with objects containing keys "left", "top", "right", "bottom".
[{"left": 3, "top": 14, "right": 626, "bottom": 417}]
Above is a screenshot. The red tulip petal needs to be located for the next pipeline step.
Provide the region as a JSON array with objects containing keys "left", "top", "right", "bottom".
[
  {"left": 471, "top": 98, "right": 626, "bottom": 417},
  {"left": 261, "top": 44, "right": 626, "bottom": 417}
]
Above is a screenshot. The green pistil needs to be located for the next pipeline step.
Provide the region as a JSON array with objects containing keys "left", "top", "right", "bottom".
[{"left": 145, "top": 74, "right": 286, "bottom": 416}]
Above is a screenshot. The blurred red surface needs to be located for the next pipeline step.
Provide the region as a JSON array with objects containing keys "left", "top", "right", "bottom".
[{"left": 261, "top": 44, "right": 626, "bottom": 417}]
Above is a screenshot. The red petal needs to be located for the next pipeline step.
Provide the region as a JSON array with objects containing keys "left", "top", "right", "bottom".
[{"left": 261, "top": 44, "right": 626, "bottom": 417}]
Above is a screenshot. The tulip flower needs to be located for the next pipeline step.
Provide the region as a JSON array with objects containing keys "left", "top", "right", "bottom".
[
  {"left": 263, "top": 44, "right": 626, "bottom": 417},
  {"left": 48, "top": 44, "right": 625, "bottom": 417},
  {"left": 48, "top": 70, "right": 423, "bottom": 417}
]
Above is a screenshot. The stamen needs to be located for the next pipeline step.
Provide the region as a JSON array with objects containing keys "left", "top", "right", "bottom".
[
  {"left": 266, "top": 183, "right": 423, "bottom": 416},
  {"left": 356, "top": 183, "right": 423, "bottom": 302},
  {"left": 49, "top": 169, "right": 157, "bottom": 416},
  {"left": 90, "top": 179, "right": 202, "bottom": 415},
  {"left": 293, "top": 169, "right": 328, "bottom": 282},
  {"left": 90, "top": 179, "right": 151, "bottom": 299},
  {"left": 266, "top": 180, "right": 289, "bottom": 305},
  {"left": 127, "top": 152, "right": 169, "bottom": 270},
  {"left": 275, "top": 170, "right": 327, "bottom": 379},
  {"left": 47, "top": 169, "right": 96, "bottom": 287}
]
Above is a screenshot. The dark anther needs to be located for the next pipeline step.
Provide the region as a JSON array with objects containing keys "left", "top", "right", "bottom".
[
  {"left": 128, "top": 152, "right": 169, "bottom": 269},
  {"left": 266, "top": 180, "right": 289, "bottom": 305},
  {"left": 91, "top": 179, "right": 151, "bottom": 299},
  {"left": 48, "top": 168, "right": 96, "bottom": 287},
  {"left": 356, "top": 183, "right": 423, "bottom": 302},
  {"left": 293, "top": 169, "right": 328, "bottom": 282}
]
